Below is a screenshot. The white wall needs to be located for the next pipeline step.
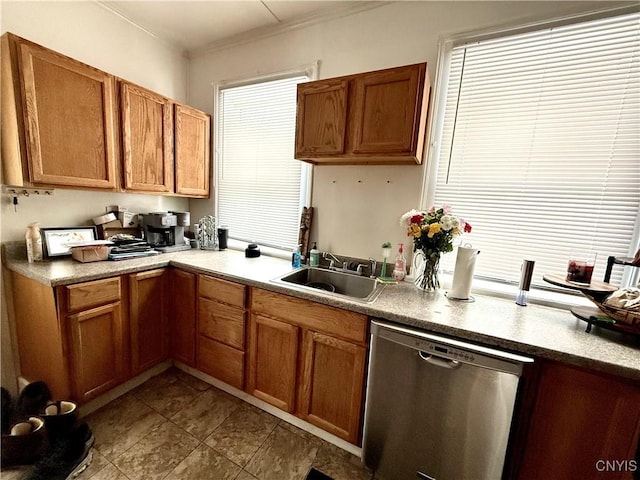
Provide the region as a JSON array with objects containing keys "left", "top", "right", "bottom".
[
  {"left": 0, "top": 1, "right": 190, "bottom": 392},
  {"left": 188, "top": 1, "right": 623, "bottom": 260},
  {"left": 0, "top": 1, "right": 192, "bottom": 244}
]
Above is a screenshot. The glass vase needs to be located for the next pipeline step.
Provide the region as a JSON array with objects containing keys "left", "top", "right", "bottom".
[{"left": 413, "top": 249, "right": 441, "bottom": 291}]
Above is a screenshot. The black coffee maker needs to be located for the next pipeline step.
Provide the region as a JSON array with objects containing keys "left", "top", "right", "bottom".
[{"left": 143, "top": 212, "right": 191, "bottom": 252}]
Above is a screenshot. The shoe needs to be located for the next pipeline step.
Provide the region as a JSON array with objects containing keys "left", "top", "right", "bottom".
[
  {"left": 42, "top": 400, "right": 78, "bottom": 442},
  {"left": 27, "top": 422, "right": 94, "bottom": 480},
  {"left": 1, "top": 416, "right": 49, "bottom": 469},
  {"left": 1, "top": 387, "right": 14, "bottom": 435},
  {"left": 16, "top": 382, "right": 51, "bottom": 421}
]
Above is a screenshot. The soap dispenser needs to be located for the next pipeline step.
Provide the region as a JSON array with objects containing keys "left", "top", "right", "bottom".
[
  {"left": 392, "top": 243, "right": 406, "bottom": 281},
  {"left": 292, "top": 244, "right": 302, "bottom": 268},
  {"left": 309, "top": 242, "right": 320, "bottom": 267}
]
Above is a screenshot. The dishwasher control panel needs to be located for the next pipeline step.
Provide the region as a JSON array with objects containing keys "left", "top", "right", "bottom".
[
  {"left": 412, "top": 338, "right": 476, "bottom": 362},
  {"left": 414, "top": 338, "right": 475, "bottom": 363},
  {"left": 374, "top": 320, "right": 533, "bottom": 376}
]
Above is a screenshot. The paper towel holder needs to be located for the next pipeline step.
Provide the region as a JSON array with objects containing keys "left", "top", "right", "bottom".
[
  {"left": 445, "top": 291, "right": 476, "bottom": 302},
  {"left": 447, "top": 243, "right": 480, "bottom": 301}
]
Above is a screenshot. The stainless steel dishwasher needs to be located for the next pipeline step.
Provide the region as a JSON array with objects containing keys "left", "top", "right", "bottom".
[{"left": 362, "top": 320, "right": 534, "bottom": 480}]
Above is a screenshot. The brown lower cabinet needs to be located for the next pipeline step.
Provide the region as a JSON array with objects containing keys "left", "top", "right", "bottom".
[
  {"left": 129, "top": 269, "right": 169, "bottom": 375},
  {"left": 67, "top": 302, "right": 126, "bottom": 404},
  {"left": 247, "top": 313, "right": 300, "bottom": 412},
  {"left": 515, "top": 361, "right": 640, "bottom": 480},
  {"left": 60, "top": 277, "right": 126, "bottom": 403},
  {"left": 298, "top": 330, "right": 367, "bottom": 442},
  {"left": 9, "top": 267, "right": 640, "bottom": 458},
  {"left": 247, "top": 288, "right": 368, "bottom": 445},
  {"left": 9, "top": 269, "right": 172, "bottom": 403},
  {"left": 170, "top": 269, "right": 197, "bottom": 366},
  {"left": 196, "top": 275, "right": 246, "bottom": 390}
]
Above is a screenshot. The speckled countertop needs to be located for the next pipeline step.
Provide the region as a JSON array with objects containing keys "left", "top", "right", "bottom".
[{"left": 4, "top": 245, "right": 639, "bottom": 382}]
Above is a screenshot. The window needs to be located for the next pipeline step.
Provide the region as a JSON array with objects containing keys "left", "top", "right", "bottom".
[
  {"left": 426, "top": 8, "right": 640, "bottom": 288},
  {"left": 216, "top": 68, "right": 314, "bottom": 252}
]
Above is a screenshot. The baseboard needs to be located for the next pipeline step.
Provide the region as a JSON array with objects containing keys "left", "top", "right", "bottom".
[
  {"left": 173, "top": 361, "right": 362, "bottom": 458},
  {"left": 55, "top": 359, "right": 362, "bottom": 459},
  {"left": 76, "top": 360, "right": 173, "bottom": 417}
]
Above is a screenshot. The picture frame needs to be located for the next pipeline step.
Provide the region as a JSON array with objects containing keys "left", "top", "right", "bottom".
[{"left": 40, "top": 227, "right": 98, "bottom": 258}]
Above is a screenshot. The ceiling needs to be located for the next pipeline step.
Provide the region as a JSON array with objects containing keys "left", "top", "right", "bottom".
[{"left": 98, "top": 1, "right": 386, "bottom": 57}]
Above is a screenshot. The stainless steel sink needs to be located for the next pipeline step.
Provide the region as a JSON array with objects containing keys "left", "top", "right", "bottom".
[{"left": 272, "top": 267, "right": 385, "bottom": 303}]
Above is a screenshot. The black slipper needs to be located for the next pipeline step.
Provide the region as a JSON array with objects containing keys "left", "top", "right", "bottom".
[{"left": 16, "top": 382, "right": 52, "bottom": 420}]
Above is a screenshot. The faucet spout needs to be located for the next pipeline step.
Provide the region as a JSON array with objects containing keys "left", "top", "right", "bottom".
[
  {"left": 323, "top": 252, "right": 342, "bottom": 270},
  {"left": 368, "top": 258, "right": 377, "bottom": 278}
]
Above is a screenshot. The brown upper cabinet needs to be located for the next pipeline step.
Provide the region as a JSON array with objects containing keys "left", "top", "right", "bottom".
[
  {"left": 121, "top": 86, "right": 211, "bottom": 197},
  {"left": 175, "top": 103, "right": 211, "bottom": 197},
  {"left": 295, "top": 63, "right": 431, "bottom": 165},
  {"left": 120, "top": 81, "right": 174, "bottom": 193},
  {"left": 2, "top": 33, "right": 118, "bottom": 189},
  {"left": 1, "top": 33, "right": 211, "bottom": 197}
]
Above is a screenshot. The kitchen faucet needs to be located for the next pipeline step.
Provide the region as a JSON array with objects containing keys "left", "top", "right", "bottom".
[
  {"left": 368, "top": 258, "right": 377, "bottom": 278},
  {"left": 323, "top": 252, "right": 370, "bottom": 276},
  {"left": 323, "top": 252, "right": 343, "bottom": 270}
]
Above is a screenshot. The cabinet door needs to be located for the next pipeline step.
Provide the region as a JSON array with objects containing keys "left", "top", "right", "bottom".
[
  {"left": 299, "top": 331, "right": 367, "bottom": 444},
  {"left": 67, "top": 303, "right": 125, "bottom": 403},
  {"left": 295, "top": 79, "right": 348, "bottom": 156},
  {"left": 247, "top": 314, "right": 299, "bottom": 413},
  {"left": 121, "top": 82, "right": 174, "bottom": 193},
  {"left": 171, "top": 269, "right": 196, "bottom": 366},
  {"left": 518, "top": 362, "right": 640, "bottom": 480},
  {"left": 129, "top": 269, "right": 169, "bottom": 375},
  {"left": 175, "top": 103, "right": 210, "bottom": 197},
  {"left": 351, "top": 64, "right": 423, "bottom": 154},
  {"left": 18, "top": 40, "right": 117, "bottom": 188}
]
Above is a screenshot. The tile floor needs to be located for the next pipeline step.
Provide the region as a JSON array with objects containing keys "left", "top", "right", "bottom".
[{"left": 2, "top": 368, "right": 373, "bottom": 480}]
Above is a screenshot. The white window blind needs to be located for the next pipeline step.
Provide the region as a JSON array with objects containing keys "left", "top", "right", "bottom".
[
  {"left": 217, "top": 75, "right": 310, "bottom": 251},
  {"left": 434, "top": 12, "right": 640, "bottom": 287}
]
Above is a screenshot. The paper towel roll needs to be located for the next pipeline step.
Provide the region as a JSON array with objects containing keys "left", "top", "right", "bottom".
[{"left": 449, "top": 245, "right": 479, "bottom": 300}]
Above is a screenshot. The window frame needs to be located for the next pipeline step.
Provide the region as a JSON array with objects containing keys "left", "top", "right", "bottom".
[
  {"left": 212, "top": 63, "right": 317, "bottom": 257},
  {"left": 420, "top": 4, "right": 640, "bottom": 298}
]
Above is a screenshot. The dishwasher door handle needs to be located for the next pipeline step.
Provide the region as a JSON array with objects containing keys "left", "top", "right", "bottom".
[{"left": 418, "top": 351, "right": 462, "bottom": 369}]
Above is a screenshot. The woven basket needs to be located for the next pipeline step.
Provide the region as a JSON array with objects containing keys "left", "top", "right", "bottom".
[{"left": 584, "top": 294, "right": 640, "bottom": 327}]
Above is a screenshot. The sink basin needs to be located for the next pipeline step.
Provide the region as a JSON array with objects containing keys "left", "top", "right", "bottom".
[{"left": 272, "top": 267, "right": 385, "bottom": 303}]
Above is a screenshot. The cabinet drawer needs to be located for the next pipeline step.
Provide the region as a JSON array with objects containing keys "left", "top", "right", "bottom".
[
  {"left": 251, "top": 288, "right": 367, "bottom": 344},
  {"left": 198, "top": 336, "right": 244, "bottom": 390},
  {"left": 199, "top": 298, "right": 245, "bottom": 349},
  {"left": 65, "top": 277, "right": 121, "bottom": 313},
  {"left": 198, "top": 275, "right": 245, "bottom": 307}
]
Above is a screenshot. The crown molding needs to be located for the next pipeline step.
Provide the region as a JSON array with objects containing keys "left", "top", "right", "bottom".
[
  {"left": 94, "top": 1, "right": 390, "bottom": 60},
  {"left": 187, "top": 1, "right": 391, "bottom": 59},
  {"left": 94, "top": 1, "right": 189, "bottom": 58}
]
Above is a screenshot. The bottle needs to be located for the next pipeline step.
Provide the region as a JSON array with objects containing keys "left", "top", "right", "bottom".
[
  {"left": 392, "top": 243, "right": 406, "bottom": 281},
  {"left": 309, "top": 242, "right": 320, "bottom": 267},
  {"left": 292, "top": 244, "right": 302, "bottom": 268},
  {"left": 25, "top": 223, "right": 43, "bottom": 263}
]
